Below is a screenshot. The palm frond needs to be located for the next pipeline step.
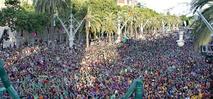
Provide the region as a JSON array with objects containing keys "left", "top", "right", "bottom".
[
  {"left": 202, "top": 6, "right": 213, "bottom": 21},
  {"left": 191, "top": 0, "right": 212, "bottom": 13},
  {"left": 194, "top": 26, "right": 212, "bottom": 49},
  {"left": 192, "top": 11, "right": 212, "bottom": 48},
  {"left": 33, "top": 0, "right": 69, "bottom": 14}
]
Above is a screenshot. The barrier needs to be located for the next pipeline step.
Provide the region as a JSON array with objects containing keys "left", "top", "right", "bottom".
[
  {"left": 0, "top": 60, "right": 20, "bottom": 99},
  {"left": 0, "top": 59, "right": 144, "bottom": 99},
  {"left": 121, "top": 78, "right": 143, "bottom": 99}
]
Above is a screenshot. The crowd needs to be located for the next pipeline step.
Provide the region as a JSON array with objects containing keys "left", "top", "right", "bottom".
[{"left": 0, "top": 30, "right": 212, "bottom": 99}]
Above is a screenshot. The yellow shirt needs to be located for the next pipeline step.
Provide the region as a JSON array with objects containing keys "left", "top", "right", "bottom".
[
  {"left": 198, "top": 93, "right": 203, "bottom": 99},
  {"left": 191, "top": 95, "right": 199, "bottom": 99}
]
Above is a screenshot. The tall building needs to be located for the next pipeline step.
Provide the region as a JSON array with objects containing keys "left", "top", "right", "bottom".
[{"left": 117, "top": 0, "right": 138, "bottom": 6}]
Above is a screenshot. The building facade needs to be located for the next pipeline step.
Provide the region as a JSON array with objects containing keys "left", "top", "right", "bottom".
[
  {"left": 117, "top": 0, "right": 138, "bottom": 6},
  {"left": 0, "top": 0, "right": 5, "bottom": 9}
]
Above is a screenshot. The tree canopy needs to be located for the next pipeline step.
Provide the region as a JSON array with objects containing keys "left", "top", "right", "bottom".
[
  {"left": 0, "top": 0, "right": 182, "bottom": 46},
  {"left": 0, "top": 0, "right": 49, "bottom": 34},
  {"left": 191, "top": 0, "right": 213, "bottom": 48}
]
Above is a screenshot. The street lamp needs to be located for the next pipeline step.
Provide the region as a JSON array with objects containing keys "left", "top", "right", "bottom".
[{"left": 177, "top": 30, "right": 185, "bottom": 47}]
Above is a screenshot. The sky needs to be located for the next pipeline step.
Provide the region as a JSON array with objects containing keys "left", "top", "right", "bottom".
[{"left": 139, "top": 0, "right": 193, "bottom": 16}]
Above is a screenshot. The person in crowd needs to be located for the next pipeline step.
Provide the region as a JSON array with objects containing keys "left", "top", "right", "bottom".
[{"left": 0, "top": 30, "right": 212, "bottom": 98}]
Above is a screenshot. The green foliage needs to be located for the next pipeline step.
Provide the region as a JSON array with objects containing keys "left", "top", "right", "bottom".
[
  {"left": 71, "top": 0, "right": 87, "bottom": 19},
  {"left": 88, "top": 0, "right": 117, "bottom": 14},
  {"left": 103, "top": 12, "right": 117, "bottom": 34},
  {"left": 0, "top": 0, "right": 49, "bottom": 34},
  {"left": 15, "top": 10, "right": 49, "bottom": 33},
  {"left": 87, "top": 0, "right": 117, "bottom": 34},
  {"left": 180, "top": 15, "right": 189, "bottom": 21},
  {"left": 33, "top": 0, "right": 69, "bottom": 15},
  {"left": 0, "top": 0, "right": 21, "bottom": 30},
  {"left": 21, "top": 1, "right": 34, "bottom": 12},
  {"left": 0, "top": 0, "right": 183, "bottom": 45},
  {"left": 191, "top": 0, "right": 213, "bottom": 47}
]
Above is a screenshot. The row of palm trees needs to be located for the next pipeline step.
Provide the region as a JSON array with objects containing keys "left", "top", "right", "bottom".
[
  {"left": 32, "top": 0, "right": 181, "bottom": 48},
  {"left": 2, "top": 0, "right": 211, "bottom": 48}
]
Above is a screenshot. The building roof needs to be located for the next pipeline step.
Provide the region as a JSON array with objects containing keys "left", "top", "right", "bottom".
[{"left": 117, "top": 0, "right": 138, "bottom": 6}]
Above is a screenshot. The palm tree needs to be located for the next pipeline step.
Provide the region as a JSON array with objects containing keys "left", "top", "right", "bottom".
[
  {"left": 104, "top": 12, "right": 116, "bottom": 43},
  {"left": 85, "top": 7, "right": 102, "bottom": 47},
  {"left": 136, "top": 8, "right": 151, "bottom": 39},
  {"left": 191, "top": 0, "right": 212, "bottom": 13},
  {"left": 133, "top": 7, "right": 144, "bottom": 39},
  {"left": 191, "top": 0, "right": 213, "bottom": 48},
  {"left": 33, "top": 0, "right": 70, "bottom": 45},
  {"left": 164, "top": 15, "right": 180, "bottom": 32},
  {"left": 126, "top": 7, "right": 136, "bottom": 38},
  {"left": 115, "top": 8, "right": 129, "bottom": 43},
  {"left": 33, "top": 0, "right": 69, "bottom": 14},
  {"left": 33, "top": 0, "right": 70, "bottom": 27}
]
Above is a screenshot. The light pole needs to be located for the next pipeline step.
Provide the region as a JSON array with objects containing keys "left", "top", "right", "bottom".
[
  {"left": 177, "top": 30, "right": 185, "bottom": 47},
  {"left": 53, "top": 1, "right": 85, "bottom": 48},
  {"left": 0, "top": 60, "right": 20, "bottom": 99}
]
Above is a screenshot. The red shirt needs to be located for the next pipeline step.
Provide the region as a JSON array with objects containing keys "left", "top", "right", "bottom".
[{"left": 43, "top": 80, "right": 48, "bottom": 84}]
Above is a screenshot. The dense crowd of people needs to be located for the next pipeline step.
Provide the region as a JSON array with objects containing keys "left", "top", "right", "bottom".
[{"left": 0, "top": 31, "right": 212, "bottom": 99}]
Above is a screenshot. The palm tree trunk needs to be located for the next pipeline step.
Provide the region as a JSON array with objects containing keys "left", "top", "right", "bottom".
[
  {"left": 100, "top": 31, "right": 104, "bottom": 42},
  {"left": 116, "top": 27, "right": 122, "bottom": 43},
  {"left": 154, "top": 28, "right": 156, "bottom": 34},
  {"left": 162, "top": 21, "right": 165, "bottom": 33},
  {"left": 135, "top": 27, "right": 138, "bottom": 39},
  {"left": 127, "top": 26, "right": 130, "bottom": 37},
  {"left": 98, "top": 32, "right": 101, "bottom": 42},
  {"left": 139, "top": 23, "right": 143, "bottom": 39},
  {"left": 130, "top": 21, "right": 133, "bottom": 38},
  {"left": 86, "top": 26, "right": 89, "bottom": 48},
  {"left": 109, "top": 33, "right": 112, "bottom": 43},
  {"left": 125, "top": 26, "right": 127, "bottom": 36},
  {"left": 168, "top": 24, "right": 171, "bottom": 32}
]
